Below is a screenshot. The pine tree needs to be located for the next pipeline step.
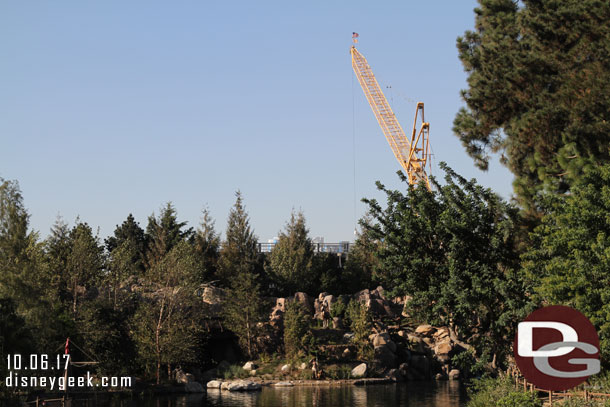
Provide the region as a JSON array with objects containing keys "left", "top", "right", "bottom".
[
  {"left": 65, "top": 221, "right": 104, "bottom": 320},
  {"left": 105, "top": 214, "right": 146, "bottom": 271},
  {"left": 454, "top": 0, "right": 610, "bottom": 215},
  {"left": 145, "top": 203, "right": 192, "bottom": 268},
  {"left": 193, "top": 208, "right": 220, "bottom": 282},
  {"left": 283, "top": 300, "right": 314, "bottom": 360},
  {"left": 522, "top": 163, "right": 610, "bottom": 361},
  {"left": 219, "top": 191, "right": 266, "bottom": 358},
  {"left": 267, "top": 210, "right": 314, "bottom": 295},
  {"left": 217, "top": 191, "right": 259, "bottom": 285}
]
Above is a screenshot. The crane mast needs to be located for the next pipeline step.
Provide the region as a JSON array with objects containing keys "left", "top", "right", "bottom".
[{"left": 351, "top": 45, "right": 431, "bottom": 190}]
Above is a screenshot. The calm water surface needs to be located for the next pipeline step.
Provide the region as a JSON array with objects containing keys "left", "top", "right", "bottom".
[{"left": 81, "top": 382, "right": 466, "bottom": 407}]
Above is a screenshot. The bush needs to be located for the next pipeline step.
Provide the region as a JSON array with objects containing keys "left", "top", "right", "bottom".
[
  {"left": 346, "top": 300, "right": 372, "bottom": 360},
  {"left": 325, "top": 364, "right": 352, "bottom": 380},
  {"left": 220, "top": 364, "right": 249, "bottom": 379},
  {"left": 467, "top": 376, "right": 541, "bottom": 407}
]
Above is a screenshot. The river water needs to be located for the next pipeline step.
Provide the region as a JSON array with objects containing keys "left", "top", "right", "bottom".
[{"left": 69, "top": 382, "right": 467, "bottom": 407}]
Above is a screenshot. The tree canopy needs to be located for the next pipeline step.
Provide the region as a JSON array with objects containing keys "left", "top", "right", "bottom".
[
  {"left": 363, "top": 164, "right": 533, "bottom": 367},
  {"left": 454, "top": 0, "right": 610, "bottom": 213}
]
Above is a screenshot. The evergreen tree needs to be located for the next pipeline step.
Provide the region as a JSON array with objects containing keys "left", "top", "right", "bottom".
[
  {"left": 219, "top": 191, "right": 266, "bottom": 358},
  {"left": 522, "top": 163, "right": 610, "bottom": 361},
  {"left": 0, "top": 177, "right": 31, "bottom": 297},
  {"left": 145, "top": 203, "right": 192, "bottom": 268},
  {"left": 364, "top": 164, "right": 532, "bottom": 368},
  {"left": 217, "top": 191, "right": 259, "bottom": 285},
  {"left": 223, "top": 270, "right": 266, "bottom": 359},
  {"left": 283, "top": 300, "right": 314, "bottom": 360},
  {"left": 193, "top": 208, "right": 220, "bottom": 282},
  {"left": 454, "top": 0, "right": 610, "bottom": 214},
  {"left": 342, "top": 213, "right": 379, "bottom": 293},
  {"left": 105, "top": 213, "right": 146, "bottom": 271},
  {"left": 65, "top": 221, "right": 104, "bottom": 320},
  {"left": 267, "top": 210, "right": 314, "bottom": 295}
]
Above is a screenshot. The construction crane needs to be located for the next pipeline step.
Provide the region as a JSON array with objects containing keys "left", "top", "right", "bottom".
[{"left": 351, "top": 40, "right": 432, "bottom": 190}]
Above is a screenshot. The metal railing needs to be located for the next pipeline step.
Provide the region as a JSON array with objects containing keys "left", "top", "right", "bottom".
[{"left": 257, "top": 242, "right": 351, "bottom": 254}]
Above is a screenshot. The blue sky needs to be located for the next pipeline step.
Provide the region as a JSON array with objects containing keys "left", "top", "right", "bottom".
[{"left": 0, "top": 1, "right": 514, "bottom": 242}]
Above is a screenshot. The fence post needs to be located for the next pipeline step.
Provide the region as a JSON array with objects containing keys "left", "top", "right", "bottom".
[
  {"left": 35, "top": 397, "right": 39, "bottom": 407},
  {"left": 549, "top": 391, "right": 552, "bottom": 406}
]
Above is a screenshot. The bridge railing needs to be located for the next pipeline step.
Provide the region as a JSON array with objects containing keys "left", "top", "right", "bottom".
[{"left": 257, "top": 242, "right": 351, "bottom": 254}]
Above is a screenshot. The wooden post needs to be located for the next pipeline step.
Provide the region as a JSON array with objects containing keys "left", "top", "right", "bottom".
[
  {"left": 584, "top": 389, "right": 588, "bottom": 401},
  {"left": 549, "top": 391, "right": 552, "bottom": 406},
  {"left": 35, "top": 397, "right": 39, "bottom": 407}
]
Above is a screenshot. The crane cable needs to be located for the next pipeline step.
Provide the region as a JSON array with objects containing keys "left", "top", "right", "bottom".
[{"left": 352, "top": 63, "right": 357, "bottom": 237}]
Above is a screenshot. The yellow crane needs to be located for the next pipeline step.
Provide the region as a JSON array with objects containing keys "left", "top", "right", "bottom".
[{"left": 351, "top": 41, "right": 432, "bottom": 190}]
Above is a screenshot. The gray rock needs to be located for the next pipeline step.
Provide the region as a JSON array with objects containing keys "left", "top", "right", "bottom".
[
  {"left": 351, "top": 363, "right": 367, "bottom": 378},
  {"left": 206, "top": 380, "right": 222, "bottom": 389},
  {"left": 243, "top": 361, "right": 257, "bottom": 371},
  {"left": 280, "top": 364, "right": 291, "bottom": 373},
  {"left": 274, "top": 381, "right": 294, "bottom": 387},
  {"left": 227, "top": 380, "right": 262, "bottom": 391}
]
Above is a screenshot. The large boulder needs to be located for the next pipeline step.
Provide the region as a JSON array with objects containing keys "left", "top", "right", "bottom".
[
  {"left": 351, "top": 363, "right": 367, "bottom": 378},
  {"left": 227, "top": 380, "right": 262, "bottom": 391},
  {"left": 449, "top": 369, "right": 461, "bottom": 380},
  {"left": 243, "top": 361, "right": 257, "bottom": 371},
  {"left": 372, "top": 333, "right": 397, "bottom": 353},
  {"left": 206, "top": 380, "right": 222, "bottom": 389}
]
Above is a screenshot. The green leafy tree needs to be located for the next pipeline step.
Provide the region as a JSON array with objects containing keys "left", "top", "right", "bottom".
[
  {"left": 454, "top": 0, "right": 610, "bottom": 214},
  {"left": 267, "top": 210, "right": 314, "bottom": 295},
  {"left": 131, "top": 241, "right": 204, "bottom": 384},
  {"left": 145, "top": 203, "right": 192, "bottom": 268},
  {"left": 522, "top": 163, "right": 610, "bottom": 361},
  {"left": 364, "top": 164, "right": 532, "bottom": 368},
  {"left": 283, "top": 300, "right": 314, "bottom": 360},
  {"left": 193, "top": 208, "right": 220, "bottom": 282}
]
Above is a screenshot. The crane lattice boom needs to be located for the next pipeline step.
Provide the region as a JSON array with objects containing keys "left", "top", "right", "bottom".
[{"left": 351, "top": 45, "right": 431, "bottom": 190}]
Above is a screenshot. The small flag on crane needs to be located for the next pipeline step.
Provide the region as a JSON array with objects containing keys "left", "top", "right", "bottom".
[{"left": 352, "top": 32, "right": 359, "bottom": 43}]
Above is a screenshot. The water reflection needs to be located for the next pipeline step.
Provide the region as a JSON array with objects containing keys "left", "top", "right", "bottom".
[
  {"left": 205, "top": 382, "right": 465, "bottom": 407},
  {"left": 65, "top": 382, "right": 466, "bottom": 407}
]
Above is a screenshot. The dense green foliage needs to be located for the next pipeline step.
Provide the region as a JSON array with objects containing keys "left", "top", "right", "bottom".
[
  {"left": 267, "top": 211, "right": 314, "bottom": 295},
  {"left": 283, "top": 300, "right": 315, "bottom": 360},
  {"left": 467, "top": 376, "right": 541, "bottom": 407},
  {"left": 363, "top": 164, "right": 533, "bottom": 368},
  {"left": 454, "top": 0, "right": 610, "bottom": 214},
  {"left": 220, "top": 192, "right": 267, "bottom": 359},
  {"left": 346, "top": 299, "right": 373, "bottom": 360},
  {"left": 523, "top": 163, "right": 610, "bottom": 362}
]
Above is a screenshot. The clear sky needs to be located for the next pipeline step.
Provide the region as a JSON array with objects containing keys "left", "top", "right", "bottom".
[{"left": 0, "top": 0, "right": 514, "bottom": 243}]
